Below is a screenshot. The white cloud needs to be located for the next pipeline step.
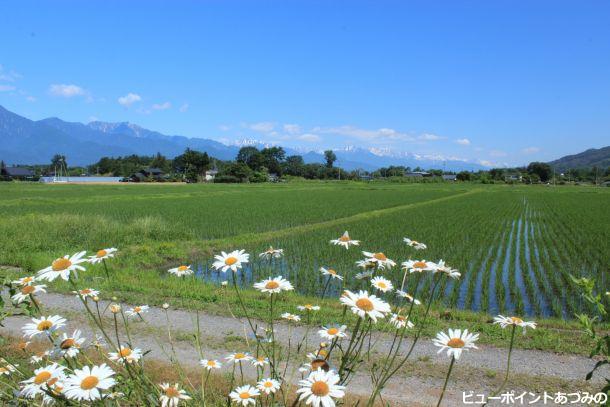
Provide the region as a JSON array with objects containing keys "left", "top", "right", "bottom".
[
  {"left": 297, "top": 133, "right": 322, "bottom": 142},
  {"left": 418, "top": 133, "right": 444, "bottom": 141},
  {"left": 0, "top": 84, "right": 16, "bottom": 92},
  {"left": 0, "top": 65, "right": 21, "bottom": 82},
  {"left": 218, "top": 125, "right": 231, "bottom": 131},
  {"left": 179, "top": 103, "right": 189, "bottom": 112},
  {"left": 118, "top": 92, "right": 142, "bottom": 107},
  {"left": 489, "top": 150, "right": 507, "bottom": 157},
  {"left": 315, "top": 125, "right": 415, "bottom": 142},
  {"left": 478, "top": 160, "right": 495, "bottom": 167},
  {"left": 152, "top": 101, "right": 171, "bottom": 110},
  {"left": 455, "top": 138, "right": 471, "bottom": 145},
  {"left": 49, "top": 84, "right": 86, "bottom": 97},
  {"left": 88, "top": 116, "right": 99, "bottom": 122},
  {"left": 26, "top": 96, "right": 36, "bottom": 102},
  {"left": 522, "top": 146, "right": 540, "bottom": 154},
  {"left": 283, "top": 124, "right": 301, "bottom": 134},
  {"left": 248, "top": 122, "right": 276, "bottom": 133}
]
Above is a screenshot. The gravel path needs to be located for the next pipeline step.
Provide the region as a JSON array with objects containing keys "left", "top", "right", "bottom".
[{"left": 1, "top": 292, "right": 606, "bottom": 406}]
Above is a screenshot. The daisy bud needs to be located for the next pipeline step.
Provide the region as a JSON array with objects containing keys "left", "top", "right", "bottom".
[
  {"left": 162, "top": 303, "right": 169, "bottom": 309},
  {"left": 110, "top": 304, "right": 121, "bottom": 313},
  {"left": 92, "top": 296, "right": 99, "bottom": 302},
  {"left": 111, "top": 296, "right": 117, "bottom": 301}
]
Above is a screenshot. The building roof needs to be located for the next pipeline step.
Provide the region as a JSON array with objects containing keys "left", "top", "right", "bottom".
[
  {"left": 4, "top": 167, "right": 35, "bottom": 176},
  {"left": 146, "top": 167, "right": 164, "bottom": 174},
  {"left": 442, "top": 174, "right": 457, "bottom": 180}
]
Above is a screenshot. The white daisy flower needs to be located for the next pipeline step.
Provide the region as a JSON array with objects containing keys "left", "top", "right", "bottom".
[
  {"left": 12, "top": 284, "right": 46, "bottom": 304},
  {"left": 395, "top": 290, "right": 421, "bottom": 305},
  {"left": 361, "top": 251, "right": 396, "bottom": 269},
  {"left": 297, "top": 369, "right": 345, "bottom": 407},
  {"left": 126, "top": 305, "right": 149, "bottom": 317},
  {"left": 167, "top": 265, "right": 193, "bottom": 277},
  {"left": 88, "top": 248, "right": 118, "bottom": 264},
  {"left": 55, "top": 330, "right": 86, "bottom": 358},
  {"left": 22, "top": 315, "right": 66, "bottom": 338},
  {"left": 355, "top": 260, "right": 377, "bottom": 271},
  {"left": 389, "top": 314, "right": 415, "bottom": 330},
  {"left": 108, "top": 346, "right": 142, "bottom": 365},
  {"left": 12, "top": 276, "right": 36, "bottom": 286},
  {"left": 435, "top": 260, "right": 461, "bottom": 279},
  {"left": 281, "top": 313, "right": 301, "bottom": 322},
  {"left": 37, "top": 251, "right": 87, "bottom": 282},
  {"left": 298, "top": 304, "right": 321, "bottom": 312},
  {"left": 200, "top": 359, "right": 222, "bottom": 370},
  {"left": 229, "top": 384, "right": 259, "bottom": 406},
  {"left": 370, "top": 276, "right": 393, "bottom": 293},
  {"left": 259, "top": 246, "right": 284, "bottom": 260},
  {"left": 320, "top": 267, "right": 343, "bottom": 281},
  {"left": 212, "top": 249, "right": 249, "bottom": 272},
  {"left": 318, "top": 325, "right": 347, "bottom": 340},
  {"left": 20, "top": 363, "right": 66, "bottom": 399},
  {"left": 355, "top": 270, "right": 374, "bottom": 280},
  {"left": 159, "top": 383, "right": 191, "bottom": 407},
  {"left": 64, "top": 364, "right": 116, "bottom": 401},
  {"left": 226, "top": 352, "right": 252, "bottom": 364},
  {"left": 251, "top": 356, "right": 269, "bottom": 367},
  {"left": 493, "top": 315, "right": 537, "bottom": 333},
  {"left": 253, "top": 276, "right": 294, "bottom": 294},
  {"left": 30, "top": 354, "right": 45, "bottom": 364},
  {"left": 330, "top": 231, "right": 360, "bottom": 249},
  {"left": 257, "top": 378, "right": 281, "bottom": 395},
  {"left": 0, "top": 361, "right": 18, "bottom": 376},
  {"left": 432, "top": 329, "right": 479, "bottom": 360},
  {"left": 403, "top": 237, "right": 427, "bottom": 250},
  {"left": 72, "top": 288, "right": 100, "bottom": 299},
  {"left": 340, "top": 290, "right": 390, "bottom": 322},
  {"left": 401, "top": 259, "right": 437, "bottom": 273}
]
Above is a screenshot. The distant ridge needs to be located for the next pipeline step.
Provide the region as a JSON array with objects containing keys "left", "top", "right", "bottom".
[
  {"left": 548, "top": 146, "right": 610, "bottom": 171},
  {"left": 0, "top": 105, "right": 485, "bottom": 171}
]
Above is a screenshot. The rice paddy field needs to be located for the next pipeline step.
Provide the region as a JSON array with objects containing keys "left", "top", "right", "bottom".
[{"left": 1, "top": 181, "right": 608, "bottom": 323}]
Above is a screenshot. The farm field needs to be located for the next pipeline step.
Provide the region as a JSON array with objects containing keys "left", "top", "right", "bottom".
[{"left": 1, "top": 181, "right": 608, "bottom": 323}]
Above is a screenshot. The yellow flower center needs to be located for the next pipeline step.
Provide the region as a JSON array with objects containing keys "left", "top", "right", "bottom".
[
  {"left": 0, "top": 367, "right": 8, "bottom": 374},
  {"left": 305, "top": 304, "right": 313, "bottom": 309},
  {"left": 119, "top": 348, "right": 132, "bottom": 357},
  {"left": 165, "top": 387, "right": 180, "bottom": 398},
  {"left": 234, "top": 353, "right": 246, "bottom": 359},
  {"left": 510, "top": 317, "right": 523, "bottom": 324},
  {"left": 47, "top": 377, "right": 59, "bottom": 387},
  {"left": 134, "top": 306, "right": 141, "bottom": 313},
  {"left": 318, "top": 349, "right": 328, "bottom": 357},
  {"left": 239, "top": 392, "right": 251, "bottom": 399},
  {"left": 355, "top": 298, "right": 374, "bottom": 312},
  {"left": 338, "top": 235, "right": 351, "bottom": 242},
  {"left": 178, "top": 265, "right": 188, "bottom": 271},
  {"left": 225, "top": 257, "right": 238, "bottom": 265},
  {"left": 265, "top": 281, "right": 280, "bottom": 290},
  {"left": 396, "top": 316, "right": 406, "bottom": 321},
  {"left": 34, "top": 371, "right": 52, "bottom": 385},
  {"left": 207, "top": 361, "right": 216, "bottom": 367},
  {"left": 447, "top": 338, "right": 465, "bottom": 348},
  {"left": 80, "top": 289, "right": 92, "bottom": 295},
  {"left": 60, "top": 338, "right": 76, "bottom": 349},
  {"left": 327, "top": 328, "right": 339, "bottom": 336},
  {"left": 311, "top": 380, "right": 330, "bottom": 396},
  {"left": 21, "top": 285, "right": 36, "bottom": 295},
  {"left": 37, "top": 320, "right": 53, "bottom": 331},
  {"left": 96, "top": 250, "right": 107, "bottom": 258},
  {"left": 328, "top": 269, "right": 337, "bottom": 275},
  {"left": 413, "top": 261, "right": 427, "bottom": 269},
  {"left": 80, "top": 376, "right": 99, "bottom": 390},
  {"left": 263, "top": 381, "right": 274, "bottom": 388},
  {"left": 51, "top": 258, "right": 71, "bottom": 271},
  {"left": 373, "top": 253, "right": 387, "bottom": 261},
  {"left": 377, "top": 282, "right": 387, "bottom": 289},
  {"left": 21, "top": 277, "right": 34, "bottom": 284}
]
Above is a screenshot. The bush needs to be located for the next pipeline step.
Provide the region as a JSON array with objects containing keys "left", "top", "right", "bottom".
[{"left": 213, "top": 175, "right": 241, "bottom": 183}]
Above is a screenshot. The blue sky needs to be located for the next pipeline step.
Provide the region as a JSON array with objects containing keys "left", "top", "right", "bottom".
[{"left": 1, "top": 1, "right": 609, "bottom": 166}]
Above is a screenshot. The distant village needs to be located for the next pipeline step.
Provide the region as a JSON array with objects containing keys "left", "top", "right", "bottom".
[{"left": 1, "top": 146, "right": 608, "bottom": 185}]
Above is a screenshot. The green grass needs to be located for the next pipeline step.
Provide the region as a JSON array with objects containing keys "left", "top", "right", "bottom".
[{"left": 1, "top": 181, "right": 609, "bottom": 355}]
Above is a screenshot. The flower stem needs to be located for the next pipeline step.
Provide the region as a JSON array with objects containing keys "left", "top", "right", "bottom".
[{"left": 437, "top": 356, "right": 456, "bottom": 407}]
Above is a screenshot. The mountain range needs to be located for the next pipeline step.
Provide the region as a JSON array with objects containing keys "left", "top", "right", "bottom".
[
  {"left": 19, "top": 105, "right": 610, "bottom": 172},
  {"left": 548, "top": 146, "right": 610, "bottom": 172}
]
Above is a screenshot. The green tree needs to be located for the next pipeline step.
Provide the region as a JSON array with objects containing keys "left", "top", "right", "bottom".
[
  {"left": 456, "top": 171, "right": 471, "bottom": 181},
  {"left": 527, "top": 162, "right": 552, "bottom": 182},
  {"left": 324, "top": 150, "right": 337, "bottom": 168},
  {"left": 283, "top": 155, "right": 305, "bottom": 176}
]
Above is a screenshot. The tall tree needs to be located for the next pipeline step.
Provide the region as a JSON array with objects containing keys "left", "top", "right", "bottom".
[
  {"left": 324, "top": 150, "right": 337, "bottom": 168},
  {"left": 527, "top": 162, "right": 552, "bottom": 182}
]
